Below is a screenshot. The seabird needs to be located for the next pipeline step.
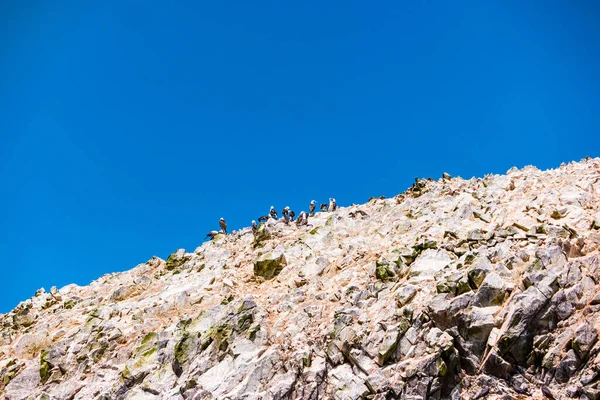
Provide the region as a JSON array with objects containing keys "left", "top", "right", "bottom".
[
  {"left": 282, "top": 206, "right": 290, "bottom": 218},
  {"left": 309, "top": 200, "right": 316, "bottom": 216},
  {"left": 206, "top": 230, "right": 220, "bottom": 239},
  {"left": 296, "top": 211, "right": 308, "bottom": 226},
  {"left": 320, "top": 203, "right": 328, "bottom": 212},
  {"left": 258, "top": 215, "right": 269, "bottom": 223},
  {"left": 252, "top": 220, "right": 257, "bottom": 234},
  {"left": 270, "top": 206, "right": 278, "bottom": 219},
  {"left": 289, "top": 210, "right": 295, "bottom": 221},
  {"left": 283, "top": 213, "right": 290, "bottom": 225},
  {"left": 328, "top": 198, "right": 337, "bottom": 212},
  {"left": 219, "top": 217, "right": 227, "bottom": 234}
]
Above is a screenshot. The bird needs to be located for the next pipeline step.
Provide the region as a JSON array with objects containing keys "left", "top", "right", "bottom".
[
  {"left": 328, "top": 198, "right": 337, "bottom": 212},
  {"left": 282, "top": 206, "right": 290, "bottom": 218},
  {"left": 258, "top": 215, "right": 269, "bottom": 223},
  {"left": 219, "top": 218, "right": 227, "bottom": 234},
  {"left": 270, "top": 206, "right": 278, "bottom": 219},
  {"left": 252, "top": 220, "right": 258, "bottom": 234},
  {"left": 309, "top": 200, "right": 316, "bottom": 216},
  {"left": 289, "top": 210, "right": 295, "bottom": 221},
  {"left": 205, "top": 230, "right": 220, "bottom": 240},
  {"left": 283, "top": 213, "right": 290, "bottom": 225},
  {"left": 296, "top": 211, "right": 308, "bottom": 225},
  {"left": 320, "top": 203, "right": 328, "bottom": 212}
]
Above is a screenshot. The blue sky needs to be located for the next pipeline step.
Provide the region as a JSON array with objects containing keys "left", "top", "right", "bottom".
[{"left": 1, "top": 1, "right": 599, "bottom": 313}]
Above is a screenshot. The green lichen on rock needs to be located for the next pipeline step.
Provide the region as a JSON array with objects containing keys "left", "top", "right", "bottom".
[
  {"left": 413, "top": 238, "right": 438, "bottom": 255},
  {"left": 141, "top": 332, "right": 157, "bottom": 345},
  {"left": 236, "top": 312, "right": 254, "bottom": 331},
  {"left": 253, "top": 224, "right": 272, "bottom": 248},
  {"left": 174, "top": 333, "right": 194, "bottom": 364},
  {"left": 375, "top": 258, "right": 395, "bottom": 281},
  {"left": 63, "top": 299, "right": 77, "bottom": 309},
  {"left": 165, "top": 249, "right": 191, "bottom": 271},
  {"left": 39, "top": 348, "right": 53, "bottom": 384},
  {"left": 309, "top": 227, "right": 320, "bottom": 235},
  {"left": 253, "top": 252, "right": 287, "bottom": 279},
  {"left": 436, "top": 280, "right": 456, "bottom": 294}
]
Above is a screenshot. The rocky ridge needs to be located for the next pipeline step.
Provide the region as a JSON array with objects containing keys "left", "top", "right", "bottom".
[{"left": 2, "top": 158, "right": 600, "bottom": 399}]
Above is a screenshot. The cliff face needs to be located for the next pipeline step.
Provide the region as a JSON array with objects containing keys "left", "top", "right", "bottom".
[{"left": 2, "top": 159, "right": 600, "bottom": 400}]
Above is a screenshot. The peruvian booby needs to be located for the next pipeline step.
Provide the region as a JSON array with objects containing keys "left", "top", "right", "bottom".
[
  {"left": 296, "top": 211, "right": 308, "bottom": 225},
  {"left": 289, "top": 210, "right": 295, "bottom": 221},
  {"left": 258, "top": 215, "right": 269, "bottom": 223},
  {"left": 269, "top": 206, "right": 278, "bottom": 219},
  {"left": 309, "top": 200, "right": 316, "bottom": 216},
  {"left": 281, "top": 206, "right": 290, "bottom": 218},
  {"left": 206, "top": 230, "right": 220, "bottom": 239},
  {"left": 252, "top": 220, "right": 257, "bottom": 234},
  {"left": 219, "top": 217, "right": 227, "bottom": 234},
  {"left": 328, "top": 198, "right": 337, "bottom": 212},
  {"left": 320, "top": 203, "right": 328, "bottom": 212}
]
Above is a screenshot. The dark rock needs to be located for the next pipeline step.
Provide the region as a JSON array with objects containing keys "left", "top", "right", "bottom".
[
  {"left": 555, "top": 349, "right": 579, "bottom": 383},
  {"left": 572, "top": 323, "right": 598, "bottom": 359}
]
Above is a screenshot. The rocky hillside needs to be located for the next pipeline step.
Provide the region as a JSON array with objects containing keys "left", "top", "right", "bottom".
[{"left": 2, "top": 159, "right": 600, "bottom": 400}]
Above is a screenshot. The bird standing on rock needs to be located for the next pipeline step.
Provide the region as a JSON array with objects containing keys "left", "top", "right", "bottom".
[
  {"left": 270, "top": 206, "right": 278, "bottom": 219},
  {"left": 282, "top": 206, "right": 290, "bottom": 219},
  {"left": 296, "top": 211, "right": 308, "bottom": 225},
  {"left": 206, "top": 230, "right": 220, "bottom": 240},
  {"left": 328, "top": 198, "right": 337, "bottom": 212},
  {"left": 309, "top": 200, "right": 316, "bottom": 216},
  {"left": 219, "top": 217, "right": 227, "bottom": 234},
  {"left": 320, "top": 203, "right": 328, "bottom": 212},
  {"left": 252, "top": 220, "right": 257, "bottom": 234},
  {"left": 289, "top": 210, "right": 295, "bottom": 221}
]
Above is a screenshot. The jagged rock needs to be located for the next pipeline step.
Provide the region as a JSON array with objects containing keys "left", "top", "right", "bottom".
[
  {"left": 467, "top": 256, "right": 493, "bottom": 289},
  {"left": 555, "top": 349, "right": 580, "bottom": 383},
  {"left": 253, "top": 223, "right": 271, "bottom": 248},
  {"left": 375, "top": 257, "right": 395, "bottom": 281},
  {"left": 165, "top": 248, "right": 190, "bottom": 270},
  {"left": 253, "top": 251, "right": 287, "bottom": 279},
  {"left": 572, "top": 322, "right": 598, "bottom": 359},
  {"left": 472, "top": 272, "right": 512, "bottom": 307}
]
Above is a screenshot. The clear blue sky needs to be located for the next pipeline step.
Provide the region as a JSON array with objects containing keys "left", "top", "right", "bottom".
[{"left": 1, "top": 1, "right": 599, "bottom": 313}]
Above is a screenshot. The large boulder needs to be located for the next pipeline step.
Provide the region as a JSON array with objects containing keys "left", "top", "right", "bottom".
[{"left": 254, "top": 251, "right": 287, "bottom": 279}]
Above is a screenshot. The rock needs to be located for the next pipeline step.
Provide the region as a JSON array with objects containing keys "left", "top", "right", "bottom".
[
  {"left": 375, "top": 257, "right": 395, "bottom": 281},
  {"left": 4, "top": 362, "right": 41, "bottom": 400},
  {"left": 572, "top": 322, "right": 598, "bottom": 359},
  {"left": 472, "top": 272, "right": 512, "bottom": 307},
  {"left": 409, "top": 249, "right": 453, "bottom": 277},
  {"left": 253, "top": 251, "right": 287, "bottom": 279},
  {"left": 395, "top": 284, "right": 419, "bottom": 307},
  {"left": 12, "top": 306, "right": 35, "bottom": 328},
  {"left": 496, "top": 286, "right": 550, "bottom": 364},
  {"left": 467, "top": 257, "right": 493, "bottom": 289},
  {"left": 253, "top": 224, "right": 271, "bottom": 247},
  {"left": 165, "top": 249, "right": 190, "bottom": 270},
  {"left": 328, "top": 364, "right": 369, "bottom": 400},
  {"left": 555, "top": 349, "right": 579, "bottom": 383}
]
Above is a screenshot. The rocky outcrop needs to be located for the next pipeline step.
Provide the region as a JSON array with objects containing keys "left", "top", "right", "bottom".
[{"left": 1, "top": 158, "right": 600, "bottom": 399}]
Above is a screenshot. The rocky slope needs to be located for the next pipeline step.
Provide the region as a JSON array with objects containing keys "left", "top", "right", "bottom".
[{"left": 2, "top": 159, "right": 600, "bottom": 400}]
